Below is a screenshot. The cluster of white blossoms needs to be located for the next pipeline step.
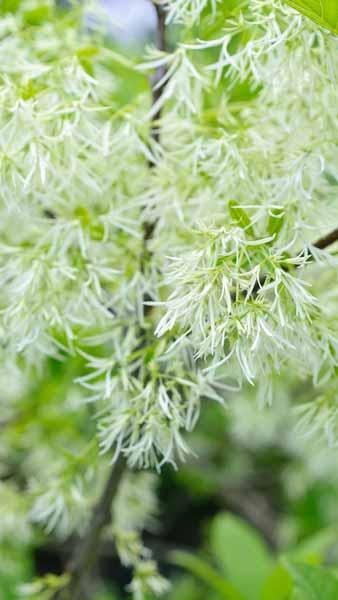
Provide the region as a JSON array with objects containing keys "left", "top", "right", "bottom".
[
  {"left": 147, "top": 5, "right": 338, "bottom": 368},
  {"left": 1, "top": 2, "right": 338, "bottom": 583},
  {"left": 79, "top": 325, "right": 226, "bottom": 467},
  {"left": 0, "top": 3, "right": 151, "bottom": 364},
  {"left": 154, "top": 224, "right": 328, "bottom": 382}
]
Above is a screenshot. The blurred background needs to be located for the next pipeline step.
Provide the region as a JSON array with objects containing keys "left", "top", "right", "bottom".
[
  {"left": 100, "top": 0, "right": 156, "bottom": 43},
  {"left": 11, "top": 357, "right": 338, "bottom": 600}
]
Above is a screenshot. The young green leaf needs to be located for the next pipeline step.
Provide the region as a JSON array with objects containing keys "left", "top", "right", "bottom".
[
  {"left": 288, "top": 527, "right": 338, "bottom": 565},
  {"left": 209, "top": 513, "right": 273, "bottom": 600},
  {"left": 170, "top": 551, "right": 245, "bottom": 600},
  {"left": 283, "top": 0, "right": 338, "bottom": 35},
  {"left": 228, "top": 201, "right": 254, "bottom": 236},
  {"left": 285, "top": 560, "right": 338, "bottom": 600},
  {"left": 262, "top": 563, "right": 293, "bottom": 600},
  {"left": 267, "top": 209, "right": 285, "bottom": 239}
]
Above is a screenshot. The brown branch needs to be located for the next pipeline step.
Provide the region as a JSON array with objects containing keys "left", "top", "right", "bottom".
[
  {"left": 249, "top": 225, "right": 338, "bottom": 297},
  {"left": 150, "top": 2, "right": 167, "bottom": 147},
  {"left": 54, "top": 457, "right": 126, "bottom": 600},
  {"left": 312, "top": 226, "right": 338, "bottom": 251},
  {"left": 142, "top": 2, "right": 167, "bottom": 308}
]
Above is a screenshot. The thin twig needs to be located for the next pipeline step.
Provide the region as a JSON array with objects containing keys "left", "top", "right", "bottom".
[
  {"left": 142, "top": 2, "right": 167, "bottom": 305},
  {"left": 150, "top": 2, "right": 167, "bottom": 148},
  {"left": 54, "top": 457, "right": 126, "bottom": 600},
  {"left": 312, "top": 226, "right": 338, "bottom": 250},
  {"left": 249, "top": 225, "right": 338, "bottom": 297}
]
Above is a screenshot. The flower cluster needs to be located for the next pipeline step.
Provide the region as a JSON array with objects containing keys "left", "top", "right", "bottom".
[{"left": 153, "top": 223, "right": 331, "bottom": 385}]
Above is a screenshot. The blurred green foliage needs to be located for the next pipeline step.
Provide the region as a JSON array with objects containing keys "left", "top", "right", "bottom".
[{"left": 169, "top": 512, "right": 338, "bottom": 600}]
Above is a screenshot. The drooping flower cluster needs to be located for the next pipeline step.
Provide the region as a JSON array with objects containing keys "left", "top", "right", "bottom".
[{"left": 153, "top": 223, "right": 330, "bottom": 383}]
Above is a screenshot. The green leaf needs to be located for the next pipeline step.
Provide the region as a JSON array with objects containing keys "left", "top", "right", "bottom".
[
  {"left": 166, "top": 575, "right": 209, "bottom": 600},
  {"left": 23, "top": 4, "right": 52, "bottom": 25},
  {"left": 267, "top": 209, "right": 285, "bottom": 239},
  {"left": 289, "top": 527, "right": 338, "bottom": 565},
  {"left": 0, "top": 544, "right": 33, "bottom": 600},
  {"left": 210, "top": 513, "right": 274, "bottom": 600},
  {"left": 283, "top": 0, "right": 338, "bottom": 35},
  {"left": 170, "top": 551, "right": 245, "bottom": 600},
  {"left": 0, "top": 0, "right": 21, "bottom": 14},
  {"left": 285, "top": 561, "right": 338, "bottom": 600},
  {"left": 228, "top": 200, "right": 254, "bottom": 235},
  {"left": 324, "top": 171, "right": 338, "bottom": 186},
  {"left": 76, "top": 46, "right": 99, "bottom": 77},
  {"left": 262, "top": 563, "right": 293, "bottom": 600}
]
